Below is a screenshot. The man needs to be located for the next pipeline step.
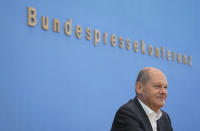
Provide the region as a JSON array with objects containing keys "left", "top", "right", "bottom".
[{"left": 111, "top": 67, "right": 173, "bottom": 131}]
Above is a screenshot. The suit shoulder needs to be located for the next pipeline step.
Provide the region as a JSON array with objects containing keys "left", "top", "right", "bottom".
[
  {"left": 160, "top": 110, "right": 172, "bottom": 125},
  {"left": 118, "top": 99, "right": 135, "bottom": 111},
  {"left": 111, "top": 99, "right": 144, "bottom": 130},
  {"left": 160, "top": 110, "right": 171, "bottom": 118},
  {"left": 115, "top": 99, "right": 139, "bottom": 117},
  {"left": 159, "top": 110, "right": 173, "bottom": 130}
]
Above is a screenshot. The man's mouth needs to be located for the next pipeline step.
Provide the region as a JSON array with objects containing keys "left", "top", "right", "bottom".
[{"left": 157, "top": 96, "right": 165, "bottom": 100}]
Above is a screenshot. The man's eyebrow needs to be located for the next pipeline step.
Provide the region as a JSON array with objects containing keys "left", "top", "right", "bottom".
[{"left": 153, "top": 82, "right": 168, "bottom": 86}]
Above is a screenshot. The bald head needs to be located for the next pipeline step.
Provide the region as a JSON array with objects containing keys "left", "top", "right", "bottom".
[
  {"left": 136, "top": 67, "right": 165, "bottom": 85},
  {"left": 135, "top": 67, "right": 168, "bottom": 112}
]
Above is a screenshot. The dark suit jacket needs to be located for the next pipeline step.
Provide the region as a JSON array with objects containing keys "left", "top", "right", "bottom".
[{"left": 111, "top": 97, "right": 173, "bottom": 131}]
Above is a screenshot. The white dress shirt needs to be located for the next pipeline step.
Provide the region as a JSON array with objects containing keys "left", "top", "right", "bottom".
[{"left": 138, "top": 99, "right": 162, "bottom": 131}]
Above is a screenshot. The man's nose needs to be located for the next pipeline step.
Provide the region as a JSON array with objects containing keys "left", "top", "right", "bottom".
[{"left": 160, "top": 87, "right": 167, "bottom": 94}]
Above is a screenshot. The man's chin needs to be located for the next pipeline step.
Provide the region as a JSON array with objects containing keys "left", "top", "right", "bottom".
[{"left": 156, "top": 101, "right": 165, "bottom": 108}]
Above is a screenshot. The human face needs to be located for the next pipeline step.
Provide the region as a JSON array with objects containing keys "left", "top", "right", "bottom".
[{"left": 140, "top": 70, "right": 168, "bottom": 112}]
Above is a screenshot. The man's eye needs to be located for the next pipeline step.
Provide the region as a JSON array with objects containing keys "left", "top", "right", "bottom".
[{"left": 164, "top": 86, "right": 168, "bottom": 89}]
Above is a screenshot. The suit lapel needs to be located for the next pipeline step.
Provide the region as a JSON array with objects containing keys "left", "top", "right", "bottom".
[
  {"left": 157, "top": 120, "right": 160, "bottom": 131},
  {"left": 133, "top": 97, "right": 153, "bottom": 131}
]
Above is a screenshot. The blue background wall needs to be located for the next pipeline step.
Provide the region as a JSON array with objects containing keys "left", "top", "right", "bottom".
[{"left": 0, "top": 0, "right": 200, "bottom": 131}]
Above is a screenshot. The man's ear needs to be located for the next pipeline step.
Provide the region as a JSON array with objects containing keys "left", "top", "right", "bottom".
[{"left": 135, "top": 82, "right": 143, "bottom": 95}]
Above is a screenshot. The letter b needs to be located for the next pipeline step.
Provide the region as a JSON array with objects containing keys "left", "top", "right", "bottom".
[{"left": 27, "top": 7, "right": 37, "bottom": 27}]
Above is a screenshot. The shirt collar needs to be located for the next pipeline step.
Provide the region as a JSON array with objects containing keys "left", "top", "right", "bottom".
[{"left": 138, "top": 98, "right": 162, "bottom": 120}]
